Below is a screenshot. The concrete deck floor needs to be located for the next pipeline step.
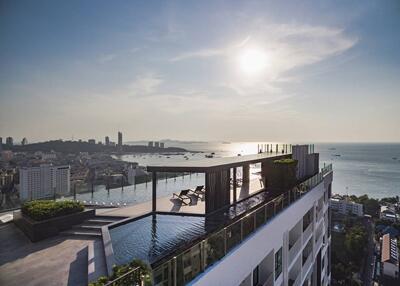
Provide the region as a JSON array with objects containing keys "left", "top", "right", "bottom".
[{"left": 0, "top": 223, "right": 105, "bottom": 286}]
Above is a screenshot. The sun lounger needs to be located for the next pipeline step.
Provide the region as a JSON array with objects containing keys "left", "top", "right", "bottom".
[
  {"left": 172, "top": 189, "right": 192, "bottom": 205},
  {"left": 190, "top": 185, "right": 205, "bottom": 198}
]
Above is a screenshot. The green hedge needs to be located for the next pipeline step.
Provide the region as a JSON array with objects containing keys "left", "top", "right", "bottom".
[
  {"left": 273, "top": 158, "right": 297, "bottom": 164},
  {"left": 21, "top": 200, "right": 84, "bottom": 221}
]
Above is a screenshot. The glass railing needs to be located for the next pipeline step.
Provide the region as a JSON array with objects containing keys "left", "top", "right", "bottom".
[
  {"left": 257, "top": 143, "right": 293, "bottom": 154},
  {"left": 152, "top": 164, "right": 332, "bottom": 286}
]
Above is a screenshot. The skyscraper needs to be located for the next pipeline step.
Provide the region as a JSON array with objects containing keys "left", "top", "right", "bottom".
[
  {"left": 6, "top": 137, "right": 13, "bottom": 146},
  {"left": 0, "top": 137, "right": 2, "bottom": 151},
  {"left": 105, "top": 136, "right": 110, "bottom": 146},
  {"left": 118, "top": 131, "right": 123, "bottom": 147}
]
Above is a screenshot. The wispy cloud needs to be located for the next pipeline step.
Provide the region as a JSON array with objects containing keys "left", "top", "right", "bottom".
[
  {"left": 169, "top": 48, "right": 225, "bottom": 62},
  {"left": 128, "top": 73, "right": 164, "bottom": 96},
  {"left": 97, "top": 53, "right": 116, "bottom": 64}
]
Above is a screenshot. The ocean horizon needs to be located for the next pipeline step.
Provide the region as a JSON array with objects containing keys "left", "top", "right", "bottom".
[{"left": 116, "top": 141, "right": 400, "bottom": 200}]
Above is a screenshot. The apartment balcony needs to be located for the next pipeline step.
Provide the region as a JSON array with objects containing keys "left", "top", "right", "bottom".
[
  {"left": 288, "top": 272, "right": 301, "bottom": 286},
  {"left": 289, "top": 237, "right": 302, "bottom": 265},
  {"left": 262, "top": 272, "right": 274, "bottom": 286},
  {"left": 315, "top": 234, "right": 323, "bottom": 252},
  {"left": 302, "top": 254, "right": 313, "bottom": 278},
  {"left": 316, "top": 209, "right": 323, "bottom": 225},
  {"left": 303, "top": 223, "right": 313, "bottom": 245}
]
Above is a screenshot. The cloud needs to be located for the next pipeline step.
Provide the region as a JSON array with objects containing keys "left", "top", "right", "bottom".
[
  {"left": 97, "top": 53, "right": 116, "bottom": 63},
  {"left": 170, "top": 23, "right": 357, "bottom": 77},
  {"left": 169, "top": 48, "right": 225, "bottom": 62},
  {"left": 128, "top": 73, "right": 163, "bottom": 96}
]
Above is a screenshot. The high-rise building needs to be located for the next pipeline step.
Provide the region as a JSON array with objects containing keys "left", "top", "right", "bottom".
[
  {"left": 88, "top": 139, "right": 96, "bottom": 144},
  {"left": 21, "top": 137, "right": 28, "bottom": 145},
  {"left": 148, "top": 141, "right": 154, "bottom": 147},
  {"left": 160, "top": 142, "right": 165, "bottom": 148},
  {"left": 118, "top": 131, "right": 123, "bottom": 147},
  {"left": 112, "top": 144, "right": 333, "bottom": 286},
  {"left": 105, "top": 136, "right": 110, "bottom": 146},
  {"left": 154, "top": 141, "right": 160, "bottom": 148},
  {"left": 0, "top": 137, "right": 3, "bottom": 151},
  {"left": 19, "top": 165, "right": 70, "bottom": 201},
  {"left": 6, "top": 137, "right": 13, "bottom": 146}
]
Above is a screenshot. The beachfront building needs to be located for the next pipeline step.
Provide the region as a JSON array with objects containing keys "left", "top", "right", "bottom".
[
  {"left": 380, "top": 205, "right": 398, "bottom": 222},
  {"left": 380, "top": 234, "right": 399, "bottom": 279},
  {"left": 19, "top": 164, "right": 70, "bottom": 201},
  {"left": 98, "top": 144, "right": 333, "bottom": 286},
  {"left": 330, "top": 194, "right": 363, "bottom": 217}
]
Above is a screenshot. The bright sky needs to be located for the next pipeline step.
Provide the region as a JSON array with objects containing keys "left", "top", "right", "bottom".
[{"left": 0, "top": 0, "right": 399, "bottom": 143}]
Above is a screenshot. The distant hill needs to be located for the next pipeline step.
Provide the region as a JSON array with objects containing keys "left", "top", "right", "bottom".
[{"left": 6, "top": 140, "right": 187, "bottom": 154}]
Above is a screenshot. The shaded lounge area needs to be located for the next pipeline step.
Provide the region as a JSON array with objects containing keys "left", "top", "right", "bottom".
[{"left": 146, "top": 145, "right": 297, "bottom": 216}]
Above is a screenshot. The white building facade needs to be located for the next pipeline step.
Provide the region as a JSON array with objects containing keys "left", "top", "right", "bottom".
[
  {"left": 20, "top": 165, "right": 70, "bottom": 201},
  {"left": 188, "top": 172, "right": 332, "bottom": 286},
  {"left": 329, "top": 196, "right": 363, "bottom": 217}
]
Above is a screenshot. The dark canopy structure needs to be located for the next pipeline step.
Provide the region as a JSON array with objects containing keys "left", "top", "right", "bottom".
[{"left": 147, "top": 150, "right": 291, "bottom": 214}]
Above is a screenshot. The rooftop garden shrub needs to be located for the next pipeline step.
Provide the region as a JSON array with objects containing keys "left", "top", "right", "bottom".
[
  {"left": 89, "top": 259, "right": 151, "bottom": 286},
  {"left": 273, "top": 158, "right": 297, "bottom": 164},
  {"left": 21, "top": 200, "right": 84, "bottom": 221}
]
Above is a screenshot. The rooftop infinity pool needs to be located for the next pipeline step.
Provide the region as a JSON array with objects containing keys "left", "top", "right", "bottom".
[
  {"left": 109, "top": 190, "right": 271, "bottom": 266},
  {"left": 110, "top": 214, "right": 221, "bottom": 265}
]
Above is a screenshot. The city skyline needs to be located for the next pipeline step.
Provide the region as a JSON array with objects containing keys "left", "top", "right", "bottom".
[{"left": 1, "top": 1, "right": 400, "bottom": 143}]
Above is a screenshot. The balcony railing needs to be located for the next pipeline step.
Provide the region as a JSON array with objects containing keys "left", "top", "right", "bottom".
[{"left": 153, "top": 164, "right": 332, "bottom": 286}]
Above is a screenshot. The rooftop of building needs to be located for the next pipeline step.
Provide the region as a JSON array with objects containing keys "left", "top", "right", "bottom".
[{"left": 381, "top": 233, "right": 399, "bottom": 265}]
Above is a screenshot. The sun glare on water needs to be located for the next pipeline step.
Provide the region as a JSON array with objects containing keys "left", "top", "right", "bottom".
[{"left": 238, "top": 48, "right": 269, "bottom": 76}]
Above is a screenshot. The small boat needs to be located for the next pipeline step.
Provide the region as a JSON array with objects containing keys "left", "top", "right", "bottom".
[
  {"left": 332, "top": 154, "right": 341, "bottom": 157},
  {"left": 205, "top": 154, "right": 214, "bottom": 158},
  {"left": 393, "top": 157, "right": 398, "bottom": 160}
]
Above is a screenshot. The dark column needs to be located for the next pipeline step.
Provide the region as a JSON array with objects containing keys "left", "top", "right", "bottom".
[
  {"left": 242, "top": 164, "right": 250, "bottom": 184},
  {"left": 152, "top": 172, "right": 157, "bottom": 212},
  {"left": 233, "top": 167, "right": 237, "bottom": 203}
]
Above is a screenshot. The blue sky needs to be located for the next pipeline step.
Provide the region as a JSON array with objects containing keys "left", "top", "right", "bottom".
[{"left": 0, "top": 0, "right": 399, "bottom": 143}]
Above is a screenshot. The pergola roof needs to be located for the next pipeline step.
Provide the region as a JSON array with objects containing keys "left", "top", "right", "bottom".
[{"left": 146, "top": 152, "right": 291, "bottom": 172}]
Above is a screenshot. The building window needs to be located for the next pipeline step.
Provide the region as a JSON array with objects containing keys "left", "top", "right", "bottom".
[
  {"left": 275, "top": 247, "right": 282, "bottom": 280},
  {"left": 252, "top": 265, "right": 259, "bottom": 286}
]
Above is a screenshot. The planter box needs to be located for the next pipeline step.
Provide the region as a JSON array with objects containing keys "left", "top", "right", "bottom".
[{"left": 13, "top": 209, "right": 95, "bottom": 242}]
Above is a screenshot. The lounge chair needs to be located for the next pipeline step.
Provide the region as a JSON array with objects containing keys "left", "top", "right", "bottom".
[
  {"left": 190, "top": 185, "right": 205, "bottom": 198},
  {"left": 172, "top": 189, "right": 192, "bottom": 205}
]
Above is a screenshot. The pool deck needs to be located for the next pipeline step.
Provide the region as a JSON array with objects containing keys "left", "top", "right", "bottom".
[
  {"left": 99, "top": 177, "right": 264, "bottom": 218},
  {"left": 0, "top": 223, "right": 106, "bottom": 286}
]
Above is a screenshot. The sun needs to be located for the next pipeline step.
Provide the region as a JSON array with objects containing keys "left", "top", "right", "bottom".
[{"left": 238, "top": 48, "right": 269, "bottom": 76}]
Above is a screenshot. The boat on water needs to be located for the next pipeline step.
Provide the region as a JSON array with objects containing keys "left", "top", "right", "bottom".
[
  {"left": 205, "top": 154, "right": 214, "bottom": 158},
  {"left": 332, "top": 154, "right": 341, "bottom": 157}
]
